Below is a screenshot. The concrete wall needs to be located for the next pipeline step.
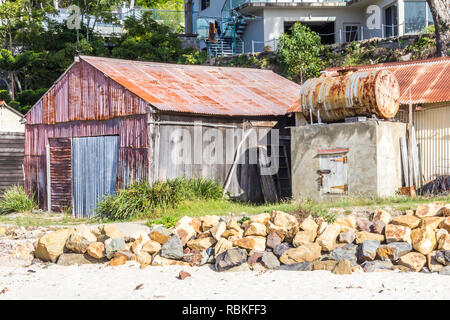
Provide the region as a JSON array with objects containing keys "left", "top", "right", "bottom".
[{"left": 291, "top": 121, "right": 406, "bottom": 202}]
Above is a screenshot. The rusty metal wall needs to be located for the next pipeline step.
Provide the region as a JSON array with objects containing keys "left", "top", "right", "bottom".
[
  {"left": 25, "top": 60, "right": 149, "bottom": 210},
  {"left": 300, "top": 69, "right": 400, "bottom": 123},
  {"left": 49, "top": 138, "right": 72, "bottom": 212},
  {"left": 414, "top": 104, "right": 450, "bottom": 182}
]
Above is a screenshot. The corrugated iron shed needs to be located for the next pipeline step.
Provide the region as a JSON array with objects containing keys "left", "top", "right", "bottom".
[{"left": 78, "top": 55, "right": 300, "bottom": 116}]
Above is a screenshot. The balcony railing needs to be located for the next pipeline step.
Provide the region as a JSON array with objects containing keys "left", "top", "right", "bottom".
[{"left": 222, "top": 0, "right": 351, "bottom": 14}]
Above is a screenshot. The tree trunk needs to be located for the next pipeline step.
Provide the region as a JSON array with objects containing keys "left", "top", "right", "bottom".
[
  {"left": 10, "top": 71, "right": 15, "bottom": 101},
  {"left": 426, "top": 0, "right": 450, "bottom": 57}
]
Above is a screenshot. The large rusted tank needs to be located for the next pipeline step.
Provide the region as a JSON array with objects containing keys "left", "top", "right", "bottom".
[{"left": 300, "top": 69, "right": 400, "bottom": 123}]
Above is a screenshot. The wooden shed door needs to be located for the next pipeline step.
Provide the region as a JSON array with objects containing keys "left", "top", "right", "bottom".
[
  {"left": 320, "top": 152, "right": 348, "bottom": 195},
  {"left": 48, "top": 138, "right": 72, "bottom": 212},
  {"left": 72, "top": 136, "right": 119, "bottom": 217}
]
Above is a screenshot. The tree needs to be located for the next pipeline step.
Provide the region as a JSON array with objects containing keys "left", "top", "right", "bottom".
[
  {"left": 278, "top": 23, "right": 325, "bottom": 83},
  {"left": 426, "top": 0, "right": 450, "bottom": 57}
]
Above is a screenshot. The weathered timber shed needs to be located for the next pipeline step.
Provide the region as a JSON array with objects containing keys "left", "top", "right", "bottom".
[
  {"left": 24, "top": 56, "right": 300, "bottom": 216},
  {"left": 0, "top": 101, "right": 25, "bottom": 196},
  {"left": 326, "top": 57, "right": 450, "bottom": 184}
]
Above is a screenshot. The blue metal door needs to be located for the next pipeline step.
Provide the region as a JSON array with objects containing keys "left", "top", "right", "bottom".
[{"left": 72, "top": 136, "right": 119, "bottom": 217}]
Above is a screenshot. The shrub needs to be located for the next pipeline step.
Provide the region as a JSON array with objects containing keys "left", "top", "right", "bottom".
[
  {"left": 0, "top": 185, "right": 38, "bottom": 215},
  {"left": 95, "top": 178, "right": 225, "bottom": 221},
  {"left": 0, "top": 89, "right": 11, "bottom": 103}
]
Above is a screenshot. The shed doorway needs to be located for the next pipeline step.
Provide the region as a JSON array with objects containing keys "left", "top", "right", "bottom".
[{"left": 72, "top": 136, "right": 119, "bottom": 217}]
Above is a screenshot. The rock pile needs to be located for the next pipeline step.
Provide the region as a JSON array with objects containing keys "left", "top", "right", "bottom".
[{"left": 26, "top": 202, "right": 450, "bottom": 274}]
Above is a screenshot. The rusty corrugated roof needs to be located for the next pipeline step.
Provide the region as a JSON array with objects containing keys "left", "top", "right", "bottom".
[
  {"left": 326, "top": 57, "right": 450, "bottom": 105},
  {"left": 79, "top": 56, "right": 300, "bottom": 116}
]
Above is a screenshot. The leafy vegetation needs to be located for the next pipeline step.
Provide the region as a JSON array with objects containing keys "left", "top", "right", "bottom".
[
  {"left": 95, "top": 178, "right": 226, "bottom": 221},
  {"left": 0, "top": 185, "right": 38, "bottom": 215}
]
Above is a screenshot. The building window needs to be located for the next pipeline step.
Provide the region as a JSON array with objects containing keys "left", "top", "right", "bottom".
[
  {"left": 427, "top": 5, "right": 434, "bottom": 27},
  {"left": 344, "top": 24, "right": 359, "bottom": 42},
  {"left": 404, "top": 1, "right": 427, "bottom": 34},
  {"left": 384, "top": 5, "right": 398, "bottom": 37},
  {"left": 201, "top": 0, "right": 210, "bottom": 11}
]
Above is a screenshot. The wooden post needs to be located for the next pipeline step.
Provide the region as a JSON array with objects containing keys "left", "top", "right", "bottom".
[{"left": 408, "top": 88, "right": 416, "bottom": 197}]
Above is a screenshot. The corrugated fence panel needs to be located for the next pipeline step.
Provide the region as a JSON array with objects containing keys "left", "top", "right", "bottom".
[
  {"left": 415, "top": 105, "right": 450, "bottom": 182},
  {"left": 0, "top": 132, "right": 24, "bottom": 196},
  {"left": 72, "top": 136, "right": 119, "bottom": 217}
]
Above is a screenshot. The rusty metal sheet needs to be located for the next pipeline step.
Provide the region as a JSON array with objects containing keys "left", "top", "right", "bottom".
[
  {"left": 79, "top": 55, "right": 300, "bottom": 116},
  {"left": 325, "top": 57, "right": 450, "bottom": 106}
]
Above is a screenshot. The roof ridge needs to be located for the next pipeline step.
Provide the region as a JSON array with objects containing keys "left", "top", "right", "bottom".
[{"left": 326, "top": 56, "right": 450, "bottom": 71}]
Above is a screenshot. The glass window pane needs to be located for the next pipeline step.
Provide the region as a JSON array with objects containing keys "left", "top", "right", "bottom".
[
  {"left": 427, "top": 4, "right": 434, "bottom": 25},
  {"left": 404, "top": 1, "right": 427, "bottom": 34}
]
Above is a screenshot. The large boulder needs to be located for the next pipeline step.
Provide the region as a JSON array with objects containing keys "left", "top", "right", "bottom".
[
  {"left": 440, "top": 217, "right": 450, "bottom": 232},
  {"left": 398, "top": 252, "right": 427, "bottom": 272},
  {"left": 312, "top": 260, "right": 338, "bottom": 271},
  {"left": 279, "top": 243, "right": 321, "bottom": 264},
  {"left": 316, "top": 224, "right": 341, "bottom": 252},
  {"left": 332, "top": 259, "right": 352, "bottom": 275},
  {"left": 209, "top": 222, "right": 226, "bottom": 240},
  {"left": 35, "top": 228, "right": 74, "bottom": 262},
  {"left": 415, "top": 202, "right": 445, "bottom": 218},
  {"left": 427, "top": 251, "right": 445, "bottom": 272},
  {"left": 175, "top": 223, "right": 196, "bottom": 245},
  {"left": 244, "top": 222, "right": 267, "bottom": 237},
  {"left": 215, "top": 248, "right": 248, "bottom": 272},
  {"left": 299, "top": 217, "right": 318, "bottom": 233},
  {"left": 355, "top": 231, "right": 385, "bottom": 244},
  {"left": 276, "top": 262, "right": 311, "bottom": 271},
  {"left": 356, "top": 218, "right": 373, "bottom": 232},
  {"left": 161, "top": 235, "right": 183, "bottom": 260},
  {"left": 420, "top": 217, "right": 445, "bottom": 230},
  {"left": 86, "top": 242, "right": 105, "bottom": 259},
  {"left": 411, "top": 227, "right": 437, "bottom": 255},
  {"left": 141, "top": 240, "right": 162, "bottom": 255},
  {"left": 361, "top": 260, "right": 393, "bottom": 272},
  {"left": 372, "top": 210, "right": 392, "bottom": 225},
  {"left": 214, "top": 238, "right": 233, "bottom": 257},
  {"left": 438, "top": 233, "right": 450, "bottom": 251},
  {"left": 66, "top": 225, "right": 97, "bottom": 254},
  {"left": 151, "top": 255, "right": 190, "bottom": 266},
  {"left": 249, "top": 212, "right": 271, "bottom": 225},
  {"left": 201, "top": 215, "right": 221, "bottom": 232},
  {"left": 57, "top": 253, "right": 101, "bottom": 266},
  {"left": 292, "top": 230, "right": 316, "bottom": 247},
  {"left": 385, "top": 224, "right": 412, "bottom": 244},
  {"left": 149, "top": 227, "right": 171, "bottom": 244},
  {"left": 187, "top": 237, "right": 216, "bottom": 251},
  {"left": 260, "top": 251, "right": 280, "bottom": 269},
  {"left": 357, "top": 240, "right": 380, "bottom": 262},
  {"left": 266, "top": 222, "right": 288, "bottom": 241},
  {"left": 338, "top": 231, "right": 356, "bottom": 244},
  {"left": 335, "top": 216, "right": 356, "bottom": 233},
  {"left": 266, "top": 232, "right": 282, "bottom": 249},
  {"left": 391, "top": 215, "right": 421, "bottom": 229},
  {"left": 271, "top": 211, "right": 298, "bottom": 229},
  {"left": 330, "top": 243, "right": 358, "bottom": 266},
  {"left": 273, "top": 242, "right": 292, "bottom": 257},
  {"left": 104, "top": 237, "right": 126, "bottom": 259}
]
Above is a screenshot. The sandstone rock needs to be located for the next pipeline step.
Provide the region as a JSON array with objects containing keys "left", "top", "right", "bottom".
[
  {"left": 372, "top": 210, "right": 392, "bottom": 225},
  {"left": 201, "top": 215, "right": 221, "bottom": 232},
  {"left": 86, "top": 242, "right": 105, "bottom": 259},
  {"left": 267, "top": 222, "right": 288, "bottom": 241},
  {"left": 209, "top": 222, "right": 226, "bottom": 240},
  {"left": 175, "top": 223, "right": 196, "bottom": 245},
  {"left": 330, "top": 243, "right": 358, "bottom": 266},
  {"left": 299, "top": 217, "right": 318, "bottom": 233},
  {"left": 129, "top": 230, "right": 150, "bottom": 243},
  {"left": 222, "top": 229, "right": 243, "bottom": 239},
  {"left": 357, "top": 240, "right": 380, "bottom": 262},
  {"left": 189, "top": 218, "right": 202, "bottom": 234},
  {"left": 355, "top": 231, "right": 385, "bottom": 244},
  {"left": 415, "top": 202, "right": 445, "bottom": 218},
  {"left": 438, "top": 234, "right": 450, "bottom": 250},
  {"left": 135, "top": 251, "right": 152, "bottom": 267},
  {"left": 371, "top": 220, "right": 386, "bottom": 234},
  {"left": 178, "top": 270, "right": 191, "bottom": 280},
  {"left": 361, "top": 260, "right": 393, "bottom": 272},
  {"left": 104, "top": 237, "right": 126, "bottom": 259},
  {"left": 438, "top": 217, "right": 450, "bottom": 232},
  {"left": 0, "top": 239, "right": 35, "bottom": 267},
  {"left": 225, "top": 262, "right": 251, "bottom": 272},
  {"left": 312, "top": 260, "right": 338, "bottom": 271},
  {"left": 279, "top": 243, "right": 321, "bottom": 264},
  {"left": 391, "top": 215, "right": 421, "bottom": 229},
  {"left": 187, "top": 237, "right": 216, "bottom": 251},
  {"left": 317, "top": 221, "right": 328, "bottom": 235},
  {"left": 141, "top": 240, "right": 161, "bottom": 255},
  {"left": 338, "top": 231, "right": 356, "bottom": 244},
  {"left": 260, "top": 251, "right": 280, "bottom": 269},
  {"left": 443, "top": 204, "right": 450, "bottom": 217},
  {"left": 352, "top": 265, "right": 364, "bottom": 273},
  {"left": 276, "top": 262, "right": 311, "bottom": 271},
  {"left": 35, "top": 228, "right": 74, "bottom": 262},
  {"left": 109, "top": 255, "right": 127, "bottom": 266},
  {"left": 249, "top": 212, "right": 271, "bottom": 225},
  {"left": 150, "top": 230, "right": 171, "bottom": 244},
  {"left": 215, "top": 248, "right": 248, "bottom": 272},
  {"left": 411, "top": 227, "right": 437, "bottom": 255},
  {"left": 377, "top": 245, "right": 399, "bottom": 262},
  {"left": 266, "top": 233, "right": 281, "bottom": 249},
  {"left": 356, "top": 218, "right": 373, "bottom": 232},
  {"left": 114, "top": 250, "right": 133, "bottom": 260},
  {"left": 247, "top": 236, "right": 266, "bottom": 251},
  {"left": 226, "top": 219, "right": 242, "bottom": 232},
  {"left": 250, "top": 262, "right": 267, "bottom": 272},
  {"left": 405, "top": 209, "right": 415, "bottom": 215},
  {"left": 100, "top": 224, "right": 124, "bottom": 241},
  {"left": 234, "top": 237, "right": 255, "bottom": 250},
  {"left": 161, "top": 235, "right": 183, "bottom": 260},
  {"left": 182, "top": 249, "right": 208, "bottom": 266},
  {"left": 316, "top": 224, "right": 340, "bottom": 252},
  {"left": 247, "top": 252, "right": 262, "bottom": 265},
  {"left": 65, "top": 225, "right": 97, "bottom": 254},
  {"left": 273, "top": 242, "right": 292, "bottom": 257},
  {"left": 214, "top": 238, "right": 233, "bottom": 257},
  {"left": 151, "top": 255, "right": 190, "bottom": 266},
  {"left": 335, "top": 216, "right": 356, "bottom": 233},
  {"left": 57, "top": 253, "right": 100, "bottom": 266},
  {"left": 244, "top": 222, "right": 267, "bottom": 237},
  {"left": 271, "top": 211, "right": 298, "bottom": 229},
  {"left": 420, "top": 217, "right": 445, "bottom": 230},
  {"left": 284, "top": 225, "right": 299, "bottom": 244},
  {"left": 130, "top": 234, "right": 150, "bottom": 254},
  {"left": 292, "top": 230, "right": 316, "bottom": 247},
  {"left": 332, "top": 259, "right": 352, "bottom": 275},
  {"left": 398, "top": 252, "right": 427, "bottom": 272},
  {"left": 0, "top": 227, "right": 5, "bottom": 236},
  {"left": 427, "top": 251, "right": 444, "bottom": 272},
  {"left": 385, "top": 224, "right": 412, "bottom": 244}
]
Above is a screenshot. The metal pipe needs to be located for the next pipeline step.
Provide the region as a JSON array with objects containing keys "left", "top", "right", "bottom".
[{"left": 147, "top": 120, "right": 237, "bottom": 129}]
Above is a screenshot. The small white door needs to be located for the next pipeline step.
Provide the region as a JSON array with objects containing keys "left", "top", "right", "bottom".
[{"left": 320, "top": 153, "right": 348, "bottom": 195}]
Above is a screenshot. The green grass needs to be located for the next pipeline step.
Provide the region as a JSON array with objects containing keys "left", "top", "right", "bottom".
[{"left": 0, "top": 186, "right": 38, "bottom": 215}]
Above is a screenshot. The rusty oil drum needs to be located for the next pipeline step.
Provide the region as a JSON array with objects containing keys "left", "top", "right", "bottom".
[{"left": 300, "top": 69, "right": 400, "bottom": 123}]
